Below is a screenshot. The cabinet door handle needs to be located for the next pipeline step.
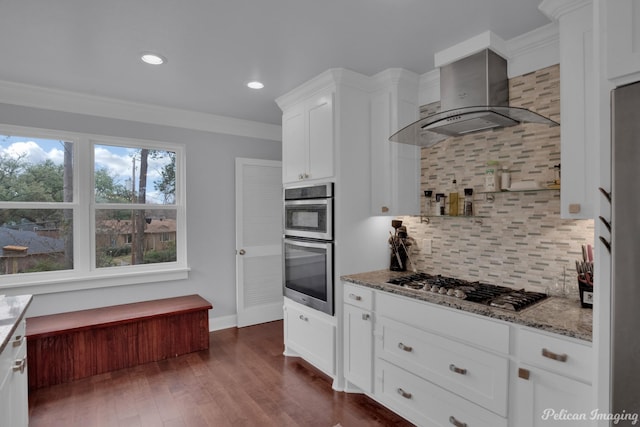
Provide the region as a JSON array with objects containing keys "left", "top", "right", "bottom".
[
  {"left": 298, "top": 173, "right": 304, "bottom": 180},
  {"left": 599, "top": 236, "right": 612, "bottom": 253},
  {"left": 598, "top": 187, "right": 611, "bottom": 203},
  {"left": 397, "top": 342, "right": 413, "bottom": 352},
  {"left": 449, "top": 416, "right": 468, "bottom": 427},
  {"left": 361, "top": 313, "right": 370, "bottom": 321},
  {"left": 518, "top": 367, "right": 530, "bottom": 380},
  {"left": 599, "top": 216, "right": 611, "bottom": 232},
  {"left": 397, "top": 388, "right": 412, "bottom": 399},
  {"left": 348, "top": 293, "right": 362, "bottom": 301},
  {"left": 542, "top": 348, "right": 568, "bottom": 362},
  {"left": 449, "top": 364, "right": 467, "bottom": 375},
  {"left": 13, "top": 358, "right": 26, "bottom": 374},
  {"left": 12, "top": 334, "right": 24, "bottom": 347},
  {"left": 299, "top": 315, "right": 309, "bottom": 322}
]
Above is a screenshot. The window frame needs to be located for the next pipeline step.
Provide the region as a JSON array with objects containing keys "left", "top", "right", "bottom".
[{"left": 0, "top": 125, "right": 189, "bottom": 294}]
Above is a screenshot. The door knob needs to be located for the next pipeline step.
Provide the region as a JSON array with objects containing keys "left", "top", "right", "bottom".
[{"left": 238, "top": 249, "right": 246, "bottom": 255}]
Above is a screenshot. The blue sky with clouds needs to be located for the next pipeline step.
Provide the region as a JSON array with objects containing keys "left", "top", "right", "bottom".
[{"left": 0, "top": 134, "right": 172, "bottom": 204}]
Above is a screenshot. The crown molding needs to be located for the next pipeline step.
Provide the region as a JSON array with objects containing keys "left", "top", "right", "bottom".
[
  {"left": 506, "top": 22, "right": 560, "bottom": 77},
  {"left": 539, "top": 0, "right": 592, "bottom": 20},
  {"left": 369, "top": 68, "right": 420, "bottom": 91},
  {"left": 275, "top": 68, "right": 371, "bottom": 111},
  {"left": 0, "top": 80, "right": 282, "bottom": 142}
]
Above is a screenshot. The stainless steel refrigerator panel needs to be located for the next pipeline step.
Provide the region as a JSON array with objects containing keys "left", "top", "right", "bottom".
[{"left": 611, "top": 81, "right": 640, "bottom": 416}]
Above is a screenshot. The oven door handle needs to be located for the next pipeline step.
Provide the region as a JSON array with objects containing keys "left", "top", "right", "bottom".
[{"left": 284, "top": 237, "right": 332, "bottom": 249}]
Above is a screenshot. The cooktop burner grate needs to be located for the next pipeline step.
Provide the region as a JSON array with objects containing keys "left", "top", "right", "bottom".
[{"left": 386, "top": 273, "right": 547, "bottom": 311}]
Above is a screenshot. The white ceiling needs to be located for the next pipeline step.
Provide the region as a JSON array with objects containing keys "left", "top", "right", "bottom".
[{"left": 0, "top": 1, "right": 551, "bottom": 126}]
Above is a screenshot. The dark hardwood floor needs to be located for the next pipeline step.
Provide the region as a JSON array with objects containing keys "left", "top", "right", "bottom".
[{"left": 29, "top": 320, "right": 414, "bottom": 427}]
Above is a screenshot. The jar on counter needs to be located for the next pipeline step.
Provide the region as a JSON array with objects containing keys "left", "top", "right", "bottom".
[
  {"left": 501, "top": 166, "right": 511, "bottom": 190},
  {"left": 485, "top": 161, "right": 500, "bottom": 192}
]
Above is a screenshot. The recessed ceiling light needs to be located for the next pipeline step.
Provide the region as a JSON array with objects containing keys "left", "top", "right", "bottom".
[
  {"left": 141, "top": 53, "right": 166, "bottom": 65},
  {"left": 247, "top": 81, "right": 264, "bottom": 89}
]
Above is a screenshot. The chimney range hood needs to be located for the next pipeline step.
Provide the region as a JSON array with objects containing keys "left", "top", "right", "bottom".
[{"left": 389, "top": 49, "right": 559, "bottom": 147}]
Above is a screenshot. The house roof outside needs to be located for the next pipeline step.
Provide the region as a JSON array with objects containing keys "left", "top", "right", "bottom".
[
  {"left": 97, "top": 219, "right": 177, "bottom": 235},
  {"left": 0, "top": 227, "right": 64, "bottom": 256}
]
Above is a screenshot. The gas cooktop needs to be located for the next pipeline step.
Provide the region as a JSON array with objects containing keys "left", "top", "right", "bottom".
[{"left": 386, "top": 272, "right": 547, "bottom": 311}]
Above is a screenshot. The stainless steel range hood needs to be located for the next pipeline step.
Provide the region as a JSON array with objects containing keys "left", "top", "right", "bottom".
[{"left": 389, "top": 49, "right": 559, "bottom": 147}]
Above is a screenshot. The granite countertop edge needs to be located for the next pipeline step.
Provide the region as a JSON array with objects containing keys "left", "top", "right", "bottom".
[
  {"left": 341, "top": 270, "right": 593, "bottom": 343},
  {"left": 0, "top": 295, "right": 33, "bottom": 354}
]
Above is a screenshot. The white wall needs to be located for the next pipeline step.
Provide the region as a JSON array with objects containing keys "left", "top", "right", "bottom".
[{"left": 0, "top": 102, "right": 282, "bottom": 330}]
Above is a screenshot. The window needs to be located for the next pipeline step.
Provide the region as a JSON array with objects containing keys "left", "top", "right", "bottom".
[
  {"left": 94, "top": 143, "right": 178, "bottom": 268},
  {"left": 0, "top": 127, "right": 187, "bottom": 290}
]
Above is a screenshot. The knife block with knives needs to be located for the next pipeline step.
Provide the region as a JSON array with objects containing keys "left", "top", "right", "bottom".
[{"left": 576, "top": 244, "right": 594, "bottom": 308}]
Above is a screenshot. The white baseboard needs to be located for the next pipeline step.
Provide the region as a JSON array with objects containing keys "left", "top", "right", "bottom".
[{"left": 209, "top": 314, "right": 237, "bottom": 331}]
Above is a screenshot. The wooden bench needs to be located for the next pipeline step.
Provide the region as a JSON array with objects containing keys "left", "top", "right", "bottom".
[{"left": 26, "top": 294, "right": 212, "bottom": 389}]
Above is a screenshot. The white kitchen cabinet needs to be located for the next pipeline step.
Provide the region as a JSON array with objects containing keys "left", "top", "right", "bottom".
[
  {"left": 370, "top": 69, "right": 421, "bottom": 216},
  {"left": 514, "top": 364, "right": 592, "bottom": 426},
  {"left": 280, "top": 87, "right": 334, "bottom": 184},
  {"left": 512, "top": 328, "right": 593, "bottom": 426},
  {"left": 0, "top": 320, "right": 28, "bottom": 427},
  {"left": 376, "top": 359, "right": 508, "bottom": 427},
  {"left": 540, "top": 0, "right": 596, "bottom": 219},
  {"left": 374, "top": 291, "right": 509, "bottom": 424},
  {"left": 283, "top": 297, "right": 336, "bottom": 377},
  {"left": 278, "top": 69, "right": 389, "bottom": 391},
  {"left": 377, "top": 316, "right": 509, "bottom": 416},
  {"left": 343, "top": 283, "right": 374, "bottom": 393},
  {"left": 605, "top": 0, "right": 640, "bottom": 83}
]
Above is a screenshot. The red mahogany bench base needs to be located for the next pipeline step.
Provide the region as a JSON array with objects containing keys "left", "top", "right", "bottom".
[{"left": 26, "top": 294, "right": 212, "bottom": 389}]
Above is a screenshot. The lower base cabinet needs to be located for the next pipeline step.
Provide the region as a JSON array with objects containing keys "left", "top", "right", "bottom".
[
  {"left": 376, "top": 360, "right": 507, "bottom": 427},
  {"left": 343, "top": 303, "right": 373, "bottom": 392},
  {"left": 283, "top": 298, "right": 336, "bottom": 377},
  {"left": 343, "top": 283, "right": 374, "bottom": 393},
  {"left": 341, "top": 283, "right": 593, "bottom": 427},
  {"left": 0, "top": 320, "right": 28, "bottom": 427},
  {"left": 514, "top": 363, "right": 593, "bottom": 426}
]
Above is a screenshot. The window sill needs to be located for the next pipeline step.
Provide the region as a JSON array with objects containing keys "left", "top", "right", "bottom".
[{"left": 0, "top": 266, "right": 190, "bottom": 295}]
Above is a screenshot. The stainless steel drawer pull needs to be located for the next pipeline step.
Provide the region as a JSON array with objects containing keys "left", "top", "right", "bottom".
[
  {"left": 348, "top": 293, "right": 362, "bottom": 301},
  {"left": 299, "top": 315, "right": 309, "bottom": 322},
  {"left": 542, "top": 348, "right": 568, "bottom": 362},
  {"left": 13, "top": 358, "right": 26, "bottom": 374},
  {"left": 397, "top": 342, "right": 413, "bottom": 352},
  {"left": 449, "top": 364, "right": 467, "bottom": 375},
  {"left": 361, "top": 313, "right": 370, "bottom": 321},
  {"left": 449, "top": 416, "right": 467, "bottom": 427},
  {"left": 397, "top": 388, "right": 412, "bottom": 399},
  {"left": 12, "top": 335, "right": 24, "bottom": 347}
]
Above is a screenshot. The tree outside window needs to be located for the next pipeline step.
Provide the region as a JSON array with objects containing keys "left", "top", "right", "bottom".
[
  {"left": 0, "top": 132, "right": 183, "bottom": 278},
  {"left": 94, "top": 144, "right": 177, "bottom": 268}
]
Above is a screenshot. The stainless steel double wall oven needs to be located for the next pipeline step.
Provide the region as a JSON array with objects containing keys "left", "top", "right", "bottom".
[{"left": 283, "top": 182, "right": 334, "bottom": 315}]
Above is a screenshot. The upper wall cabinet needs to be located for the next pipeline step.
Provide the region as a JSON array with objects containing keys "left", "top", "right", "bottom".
[
  {"left": 280, "top": 87, "right": 335, "bottom": 184},
  {"left": 540, "top": 0, "right": 596, "bottom": 219},
  {"left": 370, "top": 69, "right": 421, "bottom": 216},
  {"left": 606, "top": 0, "right": 640, "bottom": 84}
]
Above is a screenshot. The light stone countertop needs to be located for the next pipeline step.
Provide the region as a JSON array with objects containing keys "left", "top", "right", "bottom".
[
  {"left": 0, "top": 295, "right": 32, "bottom": 354},
  {"left": 341, "top": 270, "right": 593, "bottom": 342}
]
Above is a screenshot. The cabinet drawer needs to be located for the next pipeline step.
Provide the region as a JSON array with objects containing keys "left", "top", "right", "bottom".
[
  {"left": 377, "top": 291, "right": 509, "bottom": 354},
  {"left": 378, "top": 316, "right": 508, "bottom": 416},
  {"left": 343, "top": 283, "right": 373, "bottom": 311},
  {"left": 518, "top": 329, "right": 592, "bottom": 382},
  {"left": 376, "top": 359, "right": 507, "bottom": 427},
  {"left": 284, "top": 301, "right": 335, "bottom": 375}
]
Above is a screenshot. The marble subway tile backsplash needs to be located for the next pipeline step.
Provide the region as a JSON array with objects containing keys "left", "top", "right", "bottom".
[{"left": 399, "top": 65, "right": 594, "bottom": 294}]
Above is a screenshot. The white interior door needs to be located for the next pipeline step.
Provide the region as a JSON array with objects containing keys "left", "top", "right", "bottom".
[{"left": 235, "top": 158, "right": 283, "bottom": 327}]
